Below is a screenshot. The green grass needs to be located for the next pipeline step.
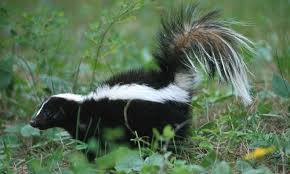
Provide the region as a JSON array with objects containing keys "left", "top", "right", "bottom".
[{"left": 0, "top": 0, "right": 289, "bottom": 173}]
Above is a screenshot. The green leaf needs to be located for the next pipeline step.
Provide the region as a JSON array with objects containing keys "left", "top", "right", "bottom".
[
  {"left": 141, "top": 164, "right": 159, "bottom": 174},
  {"left": 199, "top": 141, "right": 214, "bottom": 150},
  {"left": 163, "top": 125, "right": 175, "bottom": 140},
  {"left": 201, "top": 151, "right": 217, "bottom": 167},
  {"left": 190, "top": 164, "right": 206, "bottom": 173},
  {"left": 4, "top": 123, "right": 24, "bottom": 134},
  {"left": 95, "top": 147, "right": 139, "bottom": 170},
  {"left": 27, "top": 159, "right": 51, "bottom": 174},
  {"left": 272, "top": 73, "right": 290, "bottom": 98},
  {"left": 144, "top": 153, "right": 164, "bottom": 167},
  {"left": 236, "top": 160, "right": 253, "bottom": 173},
  {"left": 68, "top": 153, "right": 95, "bottom": 174},
  {"left": 257, "top": 102, "right": 272, "bottom": 114},
  {"left": 75, "top": 142, "right": 88, "bottom": 150},
  {"left": 170, "top": 166, "right": 192, "bottom": 174},
  {"left": 103, "top": 127, "right": 125, "bottom": 141},
  {"left": 243, "top": 166, "right": 273, "bottom": 174},
  {"left": 0, "top": 134, "right": 20, "bottom": 148},
  {"left": 0, "top": 56, "right": 13, "bottom": 90},
  {"left": 255, "top": 44, "right": 272, "bottom": 61},
  {"left": 211, "top": 161, "right": 232, "bottom": 174},
  {"left": 115, "top": 150, "right": 144, "bottom": 173},
  {"left": 20, "top": 124, "right": 40, "bottom": 137},
  {"left": 87, "top": 138, "right": 99, "bottom": 152}
]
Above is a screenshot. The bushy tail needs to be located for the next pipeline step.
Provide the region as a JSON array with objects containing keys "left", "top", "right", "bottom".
[{"left": 154, "top": 5, "right": 253, "bottom": 105}]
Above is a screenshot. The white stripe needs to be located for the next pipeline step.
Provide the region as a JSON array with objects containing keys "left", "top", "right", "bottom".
[
  {"left": 35, "top": 100, "right": 49, "bottom": 116},
  {"left": 175, "top": 72, "right": 195, "bottom": 91},
  {"left": 53, "top": 93, "right": 84, "bottom": 103},
  {"left": 47, "top": 84, "right": 190, "bottom": 104},
  {"left": 86, "top": 84, "right": 190, "bottom": 103},
  {"left": 35, "top": 93, "right": 84, "bottom": 117}
]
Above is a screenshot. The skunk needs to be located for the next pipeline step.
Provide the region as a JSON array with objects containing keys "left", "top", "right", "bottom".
[{"left": 30, "top": 5, "right": 253, "bottom": 161}]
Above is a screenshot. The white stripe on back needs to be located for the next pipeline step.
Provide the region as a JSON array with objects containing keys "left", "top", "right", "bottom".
[
  {"left": 35, "top": 93, "right": 83, "bottom": 117},
  {"left": 53, "top": 93, "right": 84, "bottom": 103},
  {"left": 86, "top": 83, "right": 190, "bottom": 103},
  {"left": 46, "top": 83, "right": 190, "bottom": 104}
]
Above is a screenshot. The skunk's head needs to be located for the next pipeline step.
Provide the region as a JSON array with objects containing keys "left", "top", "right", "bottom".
[{"left": 30, "top": 94, "right": 83, "bottom": 130}]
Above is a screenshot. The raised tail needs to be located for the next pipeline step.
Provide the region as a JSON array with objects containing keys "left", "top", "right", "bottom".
[{"left": 154, "top": 5, "right": 253, "bottom": 105}]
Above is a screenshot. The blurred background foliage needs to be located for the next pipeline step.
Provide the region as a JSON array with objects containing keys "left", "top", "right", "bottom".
[{"left": 0, "top": 0, "right": 289, "bottom": 173}]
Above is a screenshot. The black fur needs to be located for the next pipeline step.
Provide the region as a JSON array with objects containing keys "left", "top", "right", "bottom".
[
  {"left": 31, "top": 97, "right": 190, "bottom": 161},
  {"left": 105, "top": 69, "right": 173, "bottom": 89}
]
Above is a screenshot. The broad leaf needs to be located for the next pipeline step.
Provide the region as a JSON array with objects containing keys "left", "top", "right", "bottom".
[
  {"left": 20, "top": 124, "right": 40, "bottom": 137},
  {"left": 211, "top": 161, "right": 232, "bottom": 174},
  {"left": 115, "top": 150, "right": 144, "bottom": 173},
  {"left": 272, "top": 73, "right": 290, "bottom": 98}
]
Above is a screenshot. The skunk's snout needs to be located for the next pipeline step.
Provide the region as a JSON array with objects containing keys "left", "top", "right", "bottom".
[
  {"left": 29, "top": 115, "right": 54, "bottom": 130},
  {"left": 29, "top": 118, "right": 46, "bottom": 130},
  {"left": 30, "top": 119, "right": 37, "bottom": 127}
]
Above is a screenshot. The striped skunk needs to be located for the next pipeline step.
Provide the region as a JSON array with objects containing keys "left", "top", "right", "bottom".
[{"left": 30, "top": 5, "right": 253, "bottom": 161}]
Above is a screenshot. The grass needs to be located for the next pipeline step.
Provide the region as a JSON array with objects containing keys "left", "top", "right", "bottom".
[{"left": 0, "top": 0, "right": 289, "bottom": 173}]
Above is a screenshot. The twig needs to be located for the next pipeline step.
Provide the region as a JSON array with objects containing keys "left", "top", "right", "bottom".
[
  {"left": 72, "top": 56, "right": 84, "bottom": 93},
  {"left": 123, "top": 100, "right": 134, "bottom": 134},
  {"left": 89, "top": 4, "right": 139, "bottom": 90},
  {"left": 17, "top": 56, "right": 42, "bottom": 102}
]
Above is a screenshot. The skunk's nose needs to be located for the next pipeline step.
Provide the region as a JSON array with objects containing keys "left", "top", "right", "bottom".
[{"left": 30, "top": 119, "right": 37, "bottom": 127}]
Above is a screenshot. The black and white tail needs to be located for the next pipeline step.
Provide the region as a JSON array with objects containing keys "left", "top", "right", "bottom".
[{"left": 154, "top": 5, "right": 253, "bottom": 105}]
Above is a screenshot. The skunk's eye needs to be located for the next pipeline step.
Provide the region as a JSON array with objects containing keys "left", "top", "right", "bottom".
[{"left": 43, "top": 110, "right": 52, "bottom": 119}]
